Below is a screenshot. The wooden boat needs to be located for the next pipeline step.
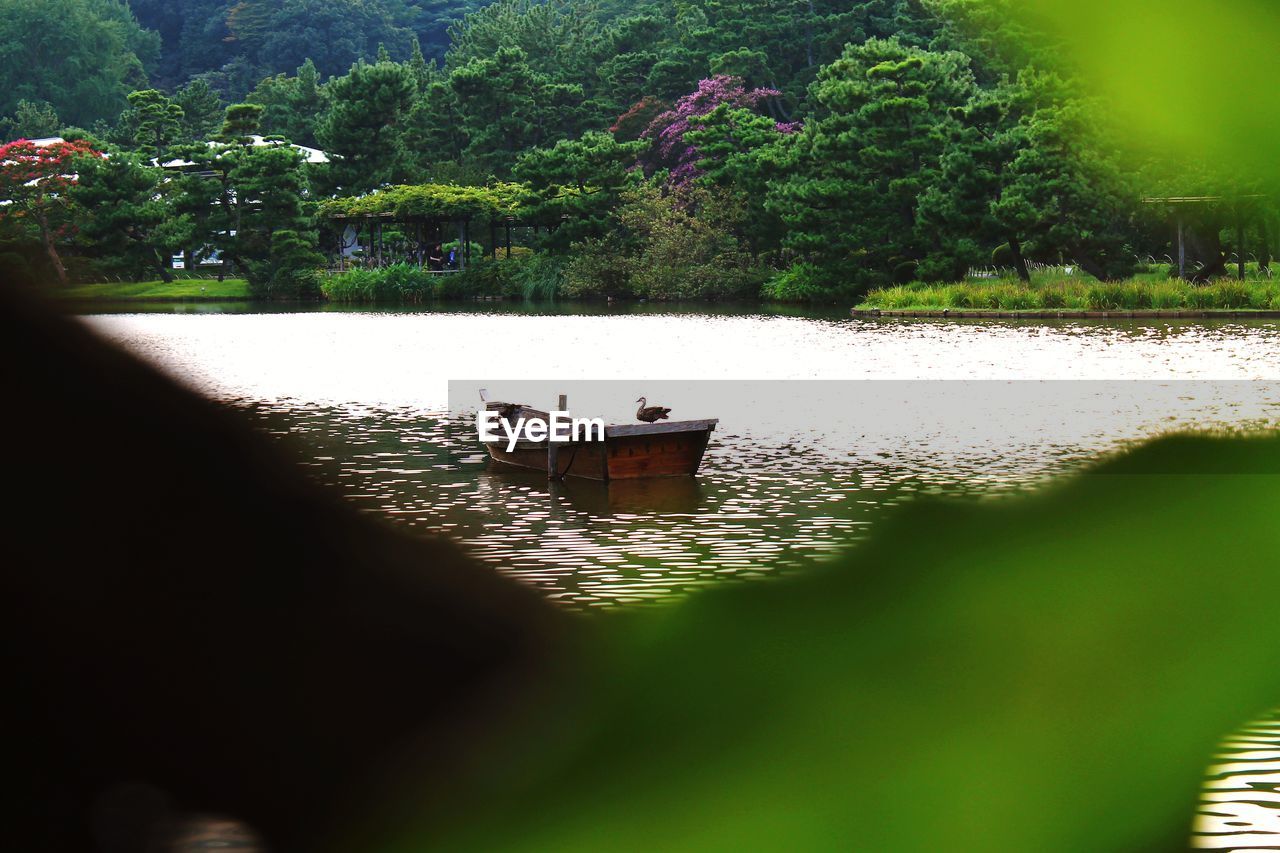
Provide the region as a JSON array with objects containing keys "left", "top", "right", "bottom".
[{"left": 481, "top": 402, "right": 717, "bottom": 481}]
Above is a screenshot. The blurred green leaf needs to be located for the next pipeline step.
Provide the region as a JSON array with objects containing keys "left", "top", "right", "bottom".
[
  {"left": 1019, "top": 0, "right": 1280, "bottom": 184},
  {"left": 373, "top": 433, "right": 1280, "bottom": 851}
]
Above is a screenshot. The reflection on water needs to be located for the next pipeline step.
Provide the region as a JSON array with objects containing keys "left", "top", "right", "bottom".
[
  {"left": 248, "top": 405, "right": 889, "bottom": 608},
  {"left": 1195, "top": 712, "right": 1280, "bottom": 850},
  {"left": 241, "top": 376, "right": 1280, "bottom": 609},
  {"left": 80, "top": 306, "right": 1280, "bottom": 845}
]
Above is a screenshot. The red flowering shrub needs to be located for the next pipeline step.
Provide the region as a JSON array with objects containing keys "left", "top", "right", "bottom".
[{"left": 0, "top": 138, "right": 102, "bottom": 284}]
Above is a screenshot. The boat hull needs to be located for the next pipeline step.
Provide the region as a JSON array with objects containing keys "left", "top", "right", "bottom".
[{"left": 481, "top": 404, "right": 716, "bottom": 481}]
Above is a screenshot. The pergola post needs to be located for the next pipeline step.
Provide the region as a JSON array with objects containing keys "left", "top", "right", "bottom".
[
  {"left": 1237, "top": 209, "right": 1246, "bottom": 281},
  {"left": 1177, "top": 215, "right": 1186, "bottom": 280}
]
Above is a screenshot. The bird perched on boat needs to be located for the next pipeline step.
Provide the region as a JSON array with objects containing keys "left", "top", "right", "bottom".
[
  {"left": 635, "top": 397, "right": 672, "bottom": 423},
  {"left": 479, "top": 390, "right": 526, "bottom": 425},
  {"left": 497, "top": 402, "right": 526, "bottom": 423}
]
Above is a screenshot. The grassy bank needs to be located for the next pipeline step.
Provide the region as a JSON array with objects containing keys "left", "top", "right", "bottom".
[
  {"left": 859, "top": 275, "right": 1280, "bottom": 312},
  {"left": 56, "top": 279, "right": 251, "bottom": 301}
]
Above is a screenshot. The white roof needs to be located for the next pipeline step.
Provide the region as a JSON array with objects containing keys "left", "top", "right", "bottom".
[{"left": 160, "top": 136, "right": 329, "bottom": 168}]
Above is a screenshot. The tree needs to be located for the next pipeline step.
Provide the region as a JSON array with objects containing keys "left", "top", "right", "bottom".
[
  {"left": 513, "top": 131, "right": 645, "bottom": 248},
  {"left": 317, "top": 60, "right": 416, "bottom": 192},
  {"left": 448, "top": 47, "right": 587, "bottom": 177},
  {"left": 219, "top": 103, "right": 265, "bottom": 144},
  {"left": 247, "top": 60, "right": 328, "bottom": 148},
  {"left": 174, "top": 80, "right": 226, "bottom": 143},
  {"left": 0, "top": 100, "right": 61, "bottom": 141},
  {"left": 643, "top": 75, "right": 785, "bottom": 189},
  {"left": 69, "top": 151, "right": 174, "bottom": 280},
  {"left": 916, "top": 80, "right": 1033, "bottom": 281},
  {"left": 684, "top": 103, "right": 798, "bottom": 255},
  {"left": 228, "top": 143, "right": 323, "bottom": 297},
  {"left": 400, "top": 75, "right": 472, "bottom": 181},
  {"left": 0, "top": 138, "right": 101, "bottom": 285},
  {"left": 236, "top": 0, "right": 420, "bottom": 79},
  {"left": 766, "top": 39, "right": 976, "bottom": 291},
  {"left": 0, "top": 0, "right": 159, "bottom": 127},
  {"left": 446, "top": 0, "right": 603, "bottom": 82},
  {"left": 988, "top": 98, "right": 1138, "bottom": 282},
  {"left": 409, "top": 0, "right": 490, "bottom": 61},
  {"left": 121, "top": 90, "right": 185, "bottom": 158},
  {"left": 562, "top": 184, "right": 765, "bottom": 299},
  {"left": 164, "top": 137, "right": 321, "bottom": 295}
]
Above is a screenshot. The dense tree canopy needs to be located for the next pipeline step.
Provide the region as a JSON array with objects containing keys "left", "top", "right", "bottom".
[
  {"left": 0, "top": 0, "right": 159, "bottom": 128},
  {"left": 2, "top": 0, "right": 1273, "bottom": 298}
]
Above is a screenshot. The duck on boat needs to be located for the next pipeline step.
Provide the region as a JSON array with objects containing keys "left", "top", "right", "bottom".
[
  {"left": 635, "top": 397, "right": 672, "bottom": 423},
  {"left": 479, "top": 395, "right": 716, "bottom": 481}
]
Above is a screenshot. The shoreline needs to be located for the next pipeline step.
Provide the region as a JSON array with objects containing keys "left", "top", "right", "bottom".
[{"left": 851, "top": 308, "right": 1280, "bottom": 319}]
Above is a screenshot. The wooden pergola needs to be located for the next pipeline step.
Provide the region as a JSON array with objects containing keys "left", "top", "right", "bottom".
[
  {"left": 1142, "top": 194, "right": 1271, "bottom": 280},
  {"left": 318, "top": 183, "right": 541, "bottom": 272}
]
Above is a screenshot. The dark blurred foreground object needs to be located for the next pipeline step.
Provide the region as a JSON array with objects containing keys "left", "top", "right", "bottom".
[
  {"left": 1, "top": 284, "right": 568, "bottom": 851},
  {"left": 8, "top": 281, "right": 1280, "bottom": 852}
]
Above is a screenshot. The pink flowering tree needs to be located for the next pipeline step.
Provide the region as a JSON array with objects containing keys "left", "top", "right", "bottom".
[
  {"left": 641, "top": 75, "right": 791, "bottom": 189},
  {"left": 0, "top": 138, "right": 101, "bottom": 285}
]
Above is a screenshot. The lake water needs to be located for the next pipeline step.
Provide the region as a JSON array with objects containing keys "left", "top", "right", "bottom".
[{"left": 78, "top": 302, "right": 1280, "bottom": 850}]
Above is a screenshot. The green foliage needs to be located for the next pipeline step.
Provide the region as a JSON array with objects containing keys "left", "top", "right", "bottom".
[
  {"left": 510, "top": 252, "right": 564, "bottom": 299},
  {"left": 121, "top": 89, "right": 185, "bottom": 157},
  {"left": 68, "top": 151, "right": 171, "bottom": 280},
  {"left": 0, "top": 0, "right": 159, "bottom": 127},
  {"left": 990, "top": 99, "right": 1138, "bottom": 282},
  {"left": 562, "top": 185, "right": 768, "bottom": 300},
  {"left": 174, "top": 80, "right": 225, "bottom": 143},
  {"left": 256, "top": 229, "right": 324, "bottom": 299},
  {"left": 448, "top": 46, "right": 588, "bottom": 176},
  {"left": 514, "top": 131, "right": 645, "bottom": 247},
  {"left": 859, "top": 276, "right": 1280, "bottom": 312},
  {"left": 318, "top": 182, "right": 531, "bottom": 221},
  {"left": 162, "top": 136, "right": 319, "bottom": 291},
  {"left": 322, "top": 263, "right": 432, "bottom": 302},
  {"left": 219, "top": 102, "right": 264, "bottom": 143},
  {"left": 222, "top": 0, "right": 420, "bottom": 82},
  {"left": 0, "top": 100, "right": 61, "bottom": 140},
  {"left": 761, "top": 262, "right": 833, "bottom": 301},
  {"left": 322, "top": 254, "right": 556, "bottom": 302},
  {"left": 766, "top": 38, "right": 977, "bottom": 293},
  {"left": 560, "top": 237, "right": 632, "bottom": 298},
  {"left": 1022, "top": 0, "right": 1280, "bottom": 185},
  {"left": 14, "top": 0, "right": 1270, "bottom": 306},
  {"left": 316, "top": 60, "right": 416, "bottom": 192},
  {"left": 246, "top": 60, "right": 326, "bottom": 147},
  {"left": 381, "top": 429, "right": 1280, "bottom": 851}
]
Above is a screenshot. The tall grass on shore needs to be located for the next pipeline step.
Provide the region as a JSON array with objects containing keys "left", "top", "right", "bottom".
[
  {"left": 861, "top": 276, "right": 1280, "bottom": 312},
  {"left": 321, "top": 257, "right": 563, "bottom": 303}
]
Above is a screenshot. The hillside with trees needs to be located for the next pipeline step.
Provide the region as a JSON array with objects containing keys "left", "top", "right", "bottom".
[{"left": 1, "top": 0, "right": 1274, "bottom": 301}]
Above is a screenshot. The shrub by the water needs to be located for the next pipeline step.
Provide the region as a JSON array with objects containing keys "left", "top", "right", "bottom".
[
  {"left": 762, "top": 263, "right": 836, "bottom": 302},
  {"left": 1184, "top": 286, "right": 1215, "bottom": 310},
  {"left": 321, "top": 255, "right": 562, "bottom": 303},
  {"left": 1213, "top": 281, "right": 1249, "bottom": 309}
]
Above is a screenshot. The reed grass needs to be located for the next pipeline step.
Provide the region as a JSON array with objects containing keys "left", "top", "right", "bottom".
[{"left": 859, "top": 275, "right": 1280, "bottom": 312}]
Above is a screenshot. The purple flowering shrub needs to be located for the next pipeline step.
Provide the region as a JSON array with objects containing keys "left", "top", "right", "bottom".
[{"left": 641, "top": 75, "right": 789, "bottom": 188}]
